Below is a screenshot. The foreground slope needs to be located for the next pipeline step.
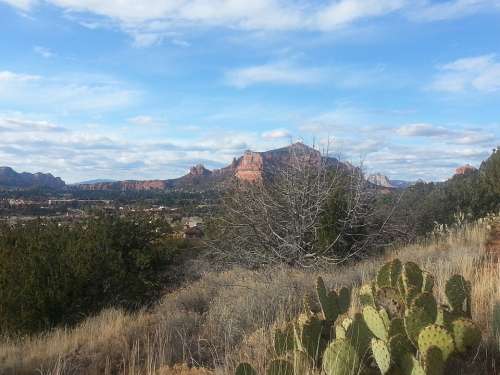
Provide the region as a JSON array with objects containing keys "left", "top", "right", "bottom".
[{"left": 0, "top": 216, "right": 498, "bottom": 375}]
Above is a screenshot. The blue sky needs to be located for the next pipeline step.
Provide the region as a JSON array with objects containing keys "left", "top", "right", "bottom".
[{"left": 0, "top": 0, "right": 499, "bottom": 183}]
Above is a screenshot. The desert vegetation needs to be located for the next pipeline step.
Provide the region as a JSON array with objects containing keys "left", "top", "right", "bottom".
[{"left": 0, "top": 214, "right": 498, "bottom": 374}]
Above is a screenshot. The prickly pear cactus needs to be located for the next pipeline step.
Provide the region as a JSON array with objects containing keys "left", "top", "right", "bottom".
[
  {"left": 293, "top": 313, "right": 324, "bottom": 361},
  {"left": 371, "top": 338, "right": 391, "bottom": 374},
  {"left": 239, "top": 259, "right": 482, "bottom": 375},
  {"left": 322, "top": 339, "right": 361, "bottom": 375},
  {"left": 364, "top": 259, "right": 482, "bottom": 375},
  {"left": 451, "top": 318, "right": 481, "bottom": 353},
  {"left": 316, "top": 276, "right": 340, "bottom": 321},
  {"left": 445, "top": 275, "right": 471, "bottom": 316},
  {"left": 363, "top": 305, "right": 389, "bottom": 341},
  {"left": 417, "top": 324, "right": 455, "bottom": 362}
]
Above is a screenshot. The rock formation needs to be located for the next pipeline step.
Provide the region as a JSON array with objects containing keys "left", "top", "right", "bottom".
[
  {"left": 75, "top": 142, "right": 342, "bottom": 191},
  {"left": 0, "top": 166, "right": 65, "bottom": 189},
  {"left": 455, "top": 164, "right": 477, "bottom": 176}
]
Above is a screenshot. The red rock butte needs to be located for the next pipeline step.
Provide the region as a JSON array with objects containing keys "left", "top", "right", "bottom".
[{"left": 455, "top": 164, "right": 477, "bottom": 176}]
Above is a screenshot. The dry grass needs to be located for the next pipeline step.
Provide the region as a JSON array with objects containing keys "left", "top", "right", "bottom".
[{"left": 0, "top": 219, "right": 499, "bottom": 374}]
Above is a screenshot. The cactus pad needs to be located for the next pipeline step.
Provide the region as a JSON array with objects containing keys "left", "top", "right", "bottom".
[
  {"left": 402, "top": 262, "right": 423, "bottom": 293},
  {"left": 445, "top": 275, "right": 470, "bottom": 314},
  {"left": 377, "top": 261, "right": 393, "bottom": 289},
  {"left": 388, "top": 318, "right": 405, "bottom": 338},
  {"left": 417, "top": 324, "right": 454, "bottom": 362},
  {"left": 371, "top": 338, "right": 392, "bottom": 374},
  {"left": 359, "top": 282, "right": 376, "bottom": 307},
  {"left": 346, "top": 313, "right": 372, "bottom": 357},
  {"left": 421, "top": 346, "right": 444, "bottom": 375},
  {"left": 336, "top": 323, "right": 346, "bottom": 339},
  {"left": 451, "top": 318, "right": 481, "bottom": 353},
  {"left": 399, "top": 352, "right": 425, "bottom": 375},
  {"left": 363, "top": 305, "right": 389, "bottom": 341},
  {"left": 404, "top": 306, "right": 435, "bottom": 345},
  {"left": 388, "top": 333, "right": 413, "bottom": 367},
  {"left": 266, "top": 359, "right": 294, "bottom": 375},
  {"left": 322, "top": 339, "right": 361, "bottom": 375},
  {"left": 294, "top": 313, "right": 324, "bottom": 361},
  {"left": 236, "top": 363, "right": 257, "bottom": 375},
  {"left": 338, "top": 287, "right": 351, "bottom": 314},
  {"left": 316, "top": 276, "right": 340, "bottom": 321},
  {"left": 376, "top": 287, "right": 405, "bottom": 318},
  {"left": 411, "top": 292, "right": 437, "bottom": 323},
  {"left": 422, "top": 272, "right": 435, "bottom": 294}
]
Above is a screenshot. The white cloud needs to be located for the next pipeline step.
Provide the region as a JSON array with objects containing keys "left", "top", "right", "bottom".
[
  {"left": 0, "top": 0, "right": 34, "bottom": 10},
  {"left": 0, "top": 113, "right": 269, "bottom": 182},
  {"left": 4, "top": 0, "right": 498, "bottom": 46},
  {"left": 0, "top": 70, "right": 40, "bottom": 82},
  {"left": 128, "top": 115, "right": 155, "bottom": 126},
  {"left": 226, "top": 62, "right": 324, "bottom": 88},
  {"left": 34, "top": 46, "right": 55, "bottom": 58},
  {"left": 430, "top": 54, "right": 500, "bottom": 93},
  {"left": 317, "top": 0, "right": 407, "bottom": 30},
  {"left": 408, "top": 0, "right": 500, "bottom": 22},
  {"left": 397, "top": 123, "right": 450, "bottom": 137},
  {"left": 261, "top": 128, "right": 291, "bottom": 140},
  {"left": 396, "top": 123, "right": 496, "bottom": 146},
  {"left": 0, "top": 69, "right": 140, "bottom": 112}
]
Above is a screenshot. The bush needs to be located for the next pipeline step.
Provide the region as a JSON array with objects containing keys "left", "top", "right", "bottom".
[{"left": 0, "top": 216, "right": 173, "bottom": 334}]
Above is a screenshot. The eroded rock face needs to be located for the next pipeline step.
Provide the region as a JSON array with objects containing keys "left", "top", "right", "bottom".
[
  {"left": 76, "top": 143, "right": 341, "bottom": 190},
  {"left": 455, "top": 164, "right": 477, "bottom": 176},
  {"left": 235, "top": 151, "right": 264, "bottom": 182},
  {"left": 189, "top": 164, "right": 212, "bottom": 177}
]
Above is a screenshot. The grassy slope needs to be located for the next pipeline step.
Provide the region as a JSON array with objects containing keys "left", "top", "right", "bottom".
[{"left": 0, "top": 218, "right": 499, "bottom": 375}]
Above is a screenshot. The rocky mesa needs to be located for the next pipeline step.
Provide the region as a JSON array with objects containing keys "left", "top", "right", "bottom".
[{"left": 76, "top": 143, "right": 341, "bottom": 191}]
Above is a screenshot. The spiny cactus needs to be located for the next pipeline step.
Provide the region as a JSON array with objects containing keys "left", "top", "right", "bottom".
[
  {"left": 316, "top": 276, "right": 350, "bottom": 321},
  {"left": 445, "top": 275, "right": 471, "bottom": 317},
  {"left": 451, "top": 318, "right": 481, "bottom": 353},
  {"left": 421, "top": 346, "right": 444, "bottom": 375},
  {"left": 293, "top": 313, "right": 325, "bottom": 361},
  {"left": 236, "top": 259, "right": 482, "bottom": 375},
  {"left": 322, "top": 339, "right": 361, "bottom": 375},
  {"left": 417, "top": 324, "right": 455, "bottom": 362},
  {"left": 363, "top": 305, "right": 389, "bottom": 341},
  {"left": 371, "top": 338, "right": 391, "bottom": 374}
]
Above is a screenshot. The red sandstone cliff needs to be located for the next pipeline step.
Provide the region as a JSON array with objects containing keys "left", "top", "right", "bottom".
[
  {"left": 76, "top": 143, "right": 340, "bottom": 190},
  {"left": 455, "top": 164, "right": 477, "bottom": 176}
]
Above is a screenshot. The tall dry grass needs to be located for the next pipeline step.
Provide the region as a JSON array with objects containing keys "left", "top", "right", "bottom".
[{"left": 0, "top": 219, "right": 498, "bottom": 375}]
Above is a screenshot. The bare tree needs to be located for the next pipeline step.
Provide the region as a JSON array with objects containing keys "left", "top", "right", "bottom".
[{"left": 208, "top": 143, "right": 379, "bottom": 268}]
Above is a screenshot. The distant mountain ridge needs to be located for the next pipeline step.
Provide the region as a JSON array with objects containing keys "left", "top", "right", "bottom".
[
  {"left": 367, "top": 173, "right": 413, "bottom": 189},
  {"left": 76, "top": 143, "right": 344, "bottom": 191},
  {"left": 0, "top": 166, "right": 65, "bottom": 190},
  {"left": 75, "top": 179, "right": 117, "bottom": 185}
]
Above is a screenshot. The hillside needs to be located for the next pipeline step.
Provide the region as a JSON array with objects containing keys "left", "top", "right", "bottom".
[
  {"left": 0, "top": 216, "right": 497, "bottom": 374},
  {"left": 0, "top": 167, "right": 65, "bottom": 190}
]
